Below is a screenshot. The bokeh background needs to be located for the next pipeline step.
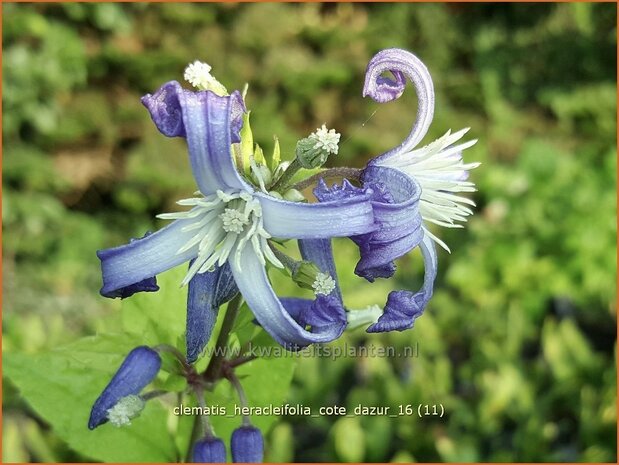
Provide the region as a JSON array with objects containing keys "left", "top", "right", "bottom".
[{"left": 3, "top": 2, "right": 617, "bottom": 463}]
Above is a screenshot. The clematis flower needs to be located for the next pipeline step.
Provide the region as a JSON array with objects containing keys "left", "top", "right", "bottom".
[
  {"left": 97, "top": 81, "right": 377, "bottom": 350},
  {"left": 314, "top": 48, "right": 476, "bottom": 332}
]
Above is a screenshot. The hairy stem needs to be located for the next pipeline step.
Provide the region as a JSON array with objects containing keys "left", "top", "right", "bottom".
[
  {"left": 291, "top": 167, "right": 362, "bottom": 191},
  {"left": 270, "top": 158, "right": 302, "bottom": 192},
  {"left": 203, "top": 293, "right": 243, "bottom": 382}
]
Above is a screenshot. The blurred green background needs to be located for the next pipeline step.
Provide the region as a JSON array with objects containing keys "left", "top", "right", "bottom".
[{"left": 2, "top": 2, "right": 617, "bottom": 463}]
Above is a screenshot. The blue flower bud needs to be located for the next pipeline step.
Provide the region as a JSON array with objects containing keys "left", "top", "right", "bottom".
[
  {"left": 192, "top": 437, "right": 227, "bottom": 463},
  {"left": 231, "top": 425, "right": 264, "bottom": 463},
  {"left": 88, "top": 346, "right": 161, "bottom": 430}
]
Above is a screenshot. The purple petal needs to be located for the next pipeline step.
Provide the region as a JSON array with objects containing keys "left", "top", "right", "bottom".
[
  {"left": 88, "top": 346, "right": 161, "bottom": 429},
  {"left": 231, "top": 426, "right": 264, "bottom": 463},
  {"left": 363, "top": 48, "right": 435, "bottom": 162},
  {"left": 314, "top": 166, "right": 423, "bottom": 282},
  {"left": 229, "top": 247, "right": 346, "bottom": 349},
  {"left": 141, "top": 81, "right": 249, "bottom": 194},
  {"left": 192, "top": 437, "right": 227, "bottom": 463},
  {"left": 367, "top": 233, "right": 437, "bottom": 333},
  {"left": 99, "top": 232, "right": 159, "bottom": 298},
  {"left": 186, "top": 262, "right": 238, "bottom": 363},
  {"left": 97, "top": 219, "right": 199, "bottom": 298},
  {"left": 257, "top": 191, "right": 376, "bottom": 239}
]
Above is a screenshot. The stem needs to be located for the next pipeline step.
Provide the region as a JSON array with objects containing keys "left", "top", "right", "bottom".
[
  {"left": 152, "top": 343, "right": 191, "bottom": 373},
  {"left": 270, "top": 158, "right": 302, "bottom": 192},
  {"left": 225, "top": 369, "right": 251, "bottom": 426},
  {"left": 204, "top": 293, "right": 243, "bottom": 381},
  {"left": 141, "top": 390, "right": 168, "bottom": 401},
  {"left": 227, "top": 354, "right": 257, "bottom": 369},
  {"left": 269, "top": 242, "right": 299, "bottom": 273},
  {"left": 291, "top": 167, "right": 362, "bottom": 191}
]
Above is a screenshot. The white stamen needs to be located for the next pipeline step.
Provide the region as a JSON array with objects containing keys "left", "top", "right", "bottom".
[
  {"left": 311, "top": 124, "right": 341, "bottom": 155},
  {"left": 312, "top": 272, "right": 336, "bottom": 296},
  {"left": 159, "top": 190, "right": 283, "bottom": 286},
  {"left": 106, "top": 395, "right": 145, "bottom": 428},
  {"left": 378, "top": 128, "right": 479, "bottom": 252},
  {"left": 183, "top": 61, "right": 228, "bottom": 95},
  {"left": 220, "top": 208, "right": 248, "bottom": 233}
]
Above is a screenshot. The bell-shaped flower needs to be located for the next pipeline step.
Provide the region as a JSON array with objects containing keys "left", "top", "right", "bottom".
[
  {"left": 97, "top": 81, "right": 377, "bottom": 351},
  {"left": 88, "top": 346, "right": 161, "bottom": 429},
  {"left": 192, "top": 436, "right": 227, "bottom": 463},
  {"left": 231, "top": 425, "right": 264, "bottom": 463}
]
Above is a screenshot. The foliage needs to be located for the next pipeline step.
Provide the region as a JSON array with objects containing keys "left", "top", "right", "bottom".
[{"left": 3, "top": 3, "right": 616, "bottom": 462}]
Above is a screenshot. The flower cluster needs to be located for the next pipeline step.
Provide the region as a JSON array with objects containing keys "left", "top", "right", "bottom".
[{"left": 89, "top": 49, "right": 478, "bottom": 462}]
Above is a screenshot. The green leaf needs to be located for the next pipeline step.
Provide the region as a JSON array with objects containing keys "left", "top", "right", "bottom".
[
  {"left": 270, "top": 136, "right": 281, "bottom": 171},
  {"left": 240, "top": 111, "right": 254, "bottom": 176},
  {"left": 120, "top": 265, "right": 188, "bottom": 348},
  {"left": 4, "top": 333, "right": 179, "bottom": 462}
]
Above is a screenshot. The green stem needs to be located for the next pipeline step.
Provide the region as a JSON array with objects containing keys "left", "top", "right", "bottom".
[
  {"left": 269, "top": 242, "right": 299, "bottom": 273},
  {"left": 291, "top": 167, "right": 362, "bottom": 191},
  {"left": 203, "top": 293, "right": 243, "bottom": 382},
  {"left": 270, "top": 158, "right": 302, "bottom": 192},
  {"left": 225, "top": 369, "right": 251, "bottom": 426}
]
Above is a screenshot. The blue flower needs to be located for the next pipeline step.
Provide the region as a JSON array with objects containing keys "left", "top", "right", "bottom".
[
  {"left": 192, "top": 436, "right": 227, "bottom": 463},
  {"left": 88, "top": 346, "right": 161, "bottom": 429},
  {"left": 231, "top": 425, "right": 264, "bottom": 463},
  {"left": 313, "top": 48, "right": 477, "bottom": 332},
  {"left": 97, "top": 81, "right": 377, "bottom": 350}
]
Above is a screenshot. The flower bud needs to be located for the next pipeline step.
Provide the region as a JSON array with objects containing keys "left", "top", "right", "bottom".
[
  {"left": 192, "top": 437, "right": 227, "bottom": 463},
  {"left": 295, "top": 136, "right": 328, "bottom": 169},
  {"left": 291, "top": 260, "right": 322, "bottom": 291},
  {"left": 88, "top": 346, "right": 161, "bottom": 430},
  {"left": 231, "top": 425, "right": 264, "bottom": 463},
  {"left": 283, "top": 188, "right": 305, "bottom": 202}
]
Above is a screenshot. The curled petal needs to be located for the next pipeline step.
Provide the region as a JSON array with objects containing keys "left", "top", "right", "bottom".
[
  {"left": 314, "top": 166, "right": 423, "bottom": 282},
  {"left": 186, "top": 262, "right": 238, "bottom": 363},
  {"left": 367, "top": 233, "right": 437, "bottom": 333},
  {"left": 99, "top": 233, "right": 160, "bottom": 299},
  {"left": 97, "top": 219, "right": 199, "bottom": 298},
  {"left": 141, "top": 81, "right": 249, "bottom": 194},
  {"left": 230, "top": 247, "right": 346, "bottom": 349},
  {"left": 88, "top": 346, "right": 161, "bottom": 429},
  {"left": 231, "top": 426, "right": 264, "bottom": 463},
  {"left": 363, "top": 48, "right": 435, "bottom": 162},
  {"left": 257, "top": 192, "right": 376, "bottom": 239}
]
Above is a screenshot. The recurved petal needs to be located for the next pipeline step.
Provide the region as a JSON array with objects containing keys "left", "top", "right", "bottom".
[
  {"left": 367, "top": 233, "right": 437, "bottom": 333},
  {"left": 363, "top": 48, "right": 435, "bottom": 158},
  {"left": 186, "top": 262, "right": 238, "bottom": 363},
  {"left": 230, "top": 247, "right": 346, "bottom": 349},
  {"left": 97, "top": 219, "right": 199, "bottom": 298},
  {"left": 88, "top": 346, "right": 161, "bottom": 429},
  {"left": 257, "top": 191, "right": 376, "bottom": 239},
  {"left": 315, "top": 166, "right": 423, "bottom": 282},
  {"left": 141, "top": 81, "right": 249, "bottom": 194}
]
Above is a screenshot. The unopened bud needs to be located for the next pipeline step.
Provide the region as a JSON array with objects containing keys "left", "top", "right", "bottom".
[
  {"left": 231, "top": 425, "right": 264, "bottom": 463},
  {"left": 192, "top": 437, "right": 227, "bottom": 463},
  {"left": 292, "top": 261, "right": 322, "bottom": 291}
]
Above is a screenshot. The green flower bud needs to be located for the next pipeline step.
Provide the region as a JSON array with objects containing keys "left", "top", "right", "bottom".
[
  {"left": 292, "top": 261, "right": 322, "bottom": 290},
  {"left": 283, "top": 188, "right": 306, "bottom": 202},
  {"left": 295, "top": 137, "right": 328, "bottom": 169}
]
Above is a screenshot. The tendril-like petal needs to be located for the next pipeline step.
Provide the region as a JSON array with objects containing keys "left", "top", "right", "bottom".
[{"left": 363, "top": 48, "right": 435, "bottom": 160}]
